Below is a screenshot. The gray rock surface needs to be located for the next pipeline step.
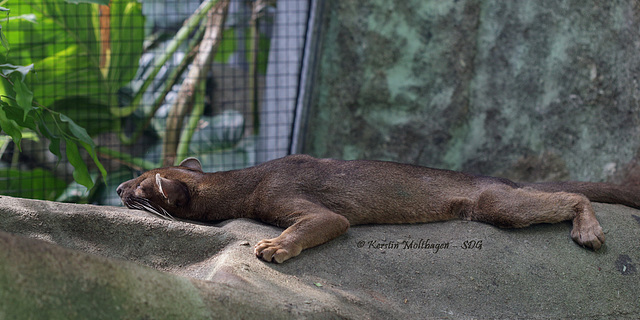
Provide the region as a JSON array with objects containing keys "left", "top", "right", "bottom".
[
  {"left": 1, "top": 195, "right": 638, "bottom": 319},
  {"left": 303, "top": 1, "right": 640, "bottom": 184}
]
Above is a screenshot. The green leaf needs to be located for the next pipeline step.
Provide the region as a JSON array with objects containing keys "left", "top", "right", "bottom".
[
  {"left": 1, "top": 0, "right": 144, "bottom": 137},
  {"left": 35, "top": 112, "right": 58, "bottom": 138},
  {"left": 60, "top": 114, "right": 93, "bottom": 147},
  {"left": 7, "top": 14, "right": 38, "bottom": 24},
  {"left": 48, "top": 136, "right": 61, "bottom": 162},
  {"left": 11, "top": 73, "right": 34, "bottom": 121},
  {"left": 2, "top": 2, "right": 104, "bottom": 108},
  {"left": 65, "top": 0, "right": 110, "bottom": 5},
  {"left": 60, "top": 113, "right": 107, "bottom": 182},
  {"left": 0, "top": 63, "right": 35, "bottom": 120},
  {"left": 51, "top": 97, "right": 113, "bottom": 135},
  {"left": 0, "top": 63, "right": 34, "bottom": 79},
  {"left": 0, "top": 104, "right": 23, "bottom": 150},
  {"left": 80, "top": 139, "right": 107, "bottom": 183},
  {"left": 2, "top": 100, "right": 37, "bottom": 131},
  {"left": 65, "top": 138, "right": 94, "bottom": 189},
  {"left": 109, "top": 0, "right": 145, "bottom": 88},
  {"left": 0, "top": 26, "right": 9, "bottom": 52},
  {"left": 213, "top": 28, "right": 236, "bottom": 64},
  {"left": 31, "top": 111, "right": 62, "bottom": 163}
]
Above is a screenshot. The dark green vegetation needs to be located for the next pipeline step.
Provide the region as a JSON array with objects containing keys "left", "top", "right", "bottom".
[{"left": 0, "top": 0, "right": 274, "bottom": 203}]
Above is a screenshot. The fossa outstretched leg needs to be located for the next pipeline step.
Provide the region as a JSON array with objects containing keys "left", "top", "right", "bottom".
[
  {"left": 468, "top": 185, "right": 604, "bottom": 250},
  {"left": 254, "top": 199, "right": 350, "bottom": 263}
]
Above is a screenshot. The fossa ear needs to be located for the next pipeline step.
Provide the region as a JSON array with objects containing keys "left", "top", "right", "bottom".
[
  {"left": 155, "top": 173, "right": 190, "bottom": 206},
  {"left": 179, "top": 157, "right": 203, "bottom": 172}
]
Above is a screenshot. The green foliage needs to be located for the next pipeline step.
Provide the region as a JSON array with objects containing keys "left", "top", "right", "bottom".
[
  {"left": 0, "top": 0, "right": 274, "bottom": 203},
  {"left": 108, "top": 0, "right": 145, "bottom": 100},
  {"left": 0, "top": 104, "right": 22, "bottom": 150},
  {"left": 0, "top": 64, "right": 34, "bottom": 120},
  {"left": 0, "top": 1, "right": 146, "bottom": 190},
  {"left": 213, "top": 28, "right": 237, "bottom": 64},
  {"left": 65, "top": 0, "right": 110, "bottom": 5},
  {"left": 2, "top": 0, "right": 144, "bottom": 133},
  {"left": 4, "top": 2, "right": 101, "bottom": 108},
  {"left": 211, "top": 28, "right": 271, "bottom": 75},
  {"left": 61, "top": 113, "right": 107, "bottom": 188},
  {"left": 0, "top": 167, "right": 67, "bottom": 200},
  {"left": 0, "top": 65, "right": 107, "bottom": 189}
]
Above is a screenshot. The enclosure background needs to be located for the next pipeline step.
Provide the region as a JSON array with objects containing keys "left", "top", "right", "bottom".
[{"left": 302, "top": 1, "right": 640, "bottom": 186}]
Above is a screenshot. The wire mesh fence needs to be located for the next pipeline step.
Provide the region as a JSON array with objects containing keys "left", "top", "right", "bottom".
[{"left": 0, "top": 0, "right": 311, "bottom": 205}]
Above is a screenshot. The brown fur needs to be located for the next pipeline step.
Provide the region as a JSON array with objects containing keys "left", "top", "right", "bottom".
[{"left": 116, "top": 154, "right": 639, "bottom": 263}]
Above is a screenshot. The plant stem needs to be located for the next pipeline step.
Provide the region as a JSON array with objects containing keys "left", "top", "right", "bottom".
[
  {"left": 111, "top": 0, "right": 220, "bottom": 120},
  {"left": 162, "top": 0, "right": 229, "bottom": 166},
  {"left": 176, "top": 78, "right": 206, "bottom": 164},
  {"left": 248, "top": 1, "right": 261, "bottom": 135},
  {"left": 96, "top": 146, "right": 157, "bottom": 171},
  {"left": 119, "top": 30, "right": 203, "bottom": 145}
]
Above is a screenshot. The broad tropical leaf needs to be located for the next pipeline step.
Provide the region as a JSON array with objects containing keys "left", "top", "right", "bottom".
[
  {"left": 2, "top": 1, "right": 144, "bottom": 125},
  {"left": 65, "top": 0, "right": 110, "bottom": 5}
]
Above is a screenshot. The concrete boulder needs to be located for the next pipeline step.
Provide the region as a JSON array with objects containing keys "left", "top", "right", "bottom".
[{"left": 0, "top": 195, "right": 638, "bottom": 319}]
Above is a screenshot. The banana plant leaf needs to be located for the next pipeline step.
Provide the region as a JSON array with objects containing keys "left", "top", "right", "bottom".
[{"left": 1, "top": 0, "right": 144, "bottom": 134}]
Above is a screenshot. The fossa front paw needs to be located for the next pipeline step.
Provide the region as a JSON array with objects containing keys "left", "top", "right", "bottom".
[{"left": 254, "top": 238, "right": 302, "bottom": 263}]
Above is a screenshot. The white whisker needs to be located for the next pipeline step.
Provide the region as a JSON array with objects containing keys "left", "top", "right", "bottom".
[{"left": 128, "top": 198, "right": 176, "bottom": 221}]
